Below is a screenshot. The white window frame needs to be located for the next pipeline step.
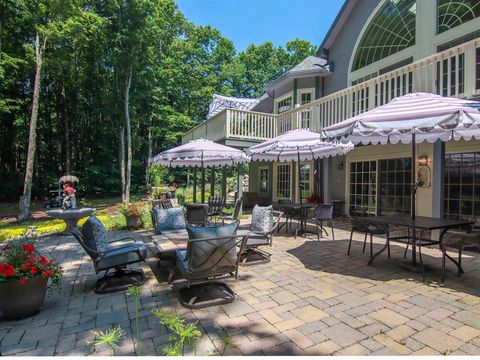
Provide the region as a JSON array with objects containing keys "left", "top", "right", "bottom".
[
  {"left": 296, "top": 160, "right": 314, "bottom": 201},
  {"left": 298, "top": 88, "right": 314, "bottom": 105},
  {"left": 275, "top": 92, "right": 293, "bottom": 114},
  {"left": 273, "top": 163, "right": 292, "bottom": 201}
]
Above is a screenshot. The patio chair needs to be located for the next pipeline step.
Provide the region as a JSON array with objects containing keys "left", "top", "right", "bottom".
[
  {"left": 237, "top": 205, "right": 284, "bottom": 265},
  {"left": 441, "top": 230, "right": 480, "bottom": 282},
  {"left": 347, "top": 217, "right": 390, "bottom": 261},
  {"left": 308, "top": 203, "right": 335, "bottom": 241},
  {"left": 218, "top": 196, "right": 242, "bottom": 224},
  {"left": 171, "top": 221, "right": 248, "bottom": 309},
  {"left": 72, "top": 216, "right": 147, "bottom": 294},
  {"left": 186, "top": 203, "right": 209, "bottom": 226},
  {"left": 207, "top": 196, "right": 225, "bottom": 217},
  {"left": 160, "top": 198, "right": 174, "bottom": 209}
]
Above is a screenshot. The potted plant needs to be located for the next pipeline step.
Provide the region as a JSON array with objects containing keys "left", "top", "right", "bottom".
[
  {"left": 306, "top": 194, "right": 323, "bottom": 203},
  {"left": 119, "top": 202, "right": 146, "bottom": 230},
  {"left": 0, "top": 237, "right": 63, "bottom": 320}
]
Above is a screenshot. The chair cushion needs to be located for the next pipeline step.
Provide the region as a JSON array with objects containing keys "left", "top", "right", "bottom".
[
  {"left": 81, "top": 216, "right": 109, "bottom": 252},
  {"left": 152, "top": 207, "right": 186, "bottom": 234},
  {"left": 175, "top": 249, "right": 189, "bottom": 277},
  {"left": 251, "top": 205, "right": 273, "bottom": 233},
  {"left": 97, "top": 242, "right": 147, "bottom": 270},
  {"left": 185, "top": 221, "right": 239, "bottom": 273}
]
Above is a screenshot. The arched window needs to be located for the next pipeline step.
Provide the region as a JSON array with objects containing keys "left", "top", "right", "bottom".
[
  {"left": 438, "top": 0, "right": 480, "bottom": 33},
  {"left": 352, "top": 0, "right": 416, "bottom": 72}
]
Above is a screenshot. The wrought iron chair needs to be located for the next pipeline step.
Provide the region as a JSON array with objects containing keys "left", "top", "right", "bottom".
[
  {"left": 308, "top": 203, "right": 335, "bottom": 241},
  {"left": 441, "top": 230, "right": 480, "bottom": 282},
  {"left": 186, "top": 203, "right": 209, "bottom": 226},
  {"left": 170, "top": 221, "right": 248, "bottom": 308},
  {"left": 237, "top": 208, "right": 284, "bottom": 265},
  {"left": 218, "top": 196, "right": 242, "bottom": 224},
  {"left": 72, "top": 216, "right": 147, "bottom": 294},
  {"left": 207, "top": 196, "right": 225, "bottom": 221},
  {"left": 347, "top": 217, "right": 390, "bottom": 261},
  {"left": 277, "top": 199, "right": 297, "bottom": 233},
  {"left": 160, "top": 198, "right": 174, "bottom": 209}
]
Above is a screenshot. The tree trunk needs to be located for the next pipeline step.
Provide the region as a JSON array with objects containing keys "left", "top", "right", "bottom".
[
  {"left": 61, "top": 83, "right": 70, "bottom": 174},
  {"left": 124, "top": 66, "right": 132, "bottom": 203},
  {"left": 119, "top": 126, "right": 126, "bottom": 203},
  {"left": 19, "top": 33, "right": 46, "bottom": 220},
  {"left": 146, "top": 115, "right": 153, "bottom": 187}
]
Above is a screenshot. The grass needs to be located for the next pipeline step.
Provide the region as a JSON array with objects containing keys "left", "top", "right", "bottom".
[{"left": 0, "top": 197, "right": 153, "bottom": 243}]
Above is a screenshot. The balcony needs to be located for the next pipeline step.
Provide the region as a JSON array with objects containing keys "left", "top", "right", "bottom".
[{"left": 182, "top": 37, "right": 480, "bottom": 145}]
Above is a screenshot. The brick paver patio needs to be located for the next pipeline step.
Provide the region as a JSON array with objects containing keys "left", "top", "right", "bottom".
[{"left": 1, "top": 219, "right": 480, "bottom": 356}]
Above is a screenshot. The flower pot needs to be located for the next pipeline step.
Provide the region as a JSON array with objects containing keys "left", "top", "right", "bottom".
[
  {"left": 0, "top": 276, "right": 48, "bottom": 320},
  {"left": 126, "top": 215, "right": 143, "bottom": 229}
]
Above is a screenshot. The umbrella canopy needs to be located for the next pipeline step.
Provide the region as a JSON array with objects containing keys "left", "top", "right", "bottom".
[
  {"left": 59, "top": 175, "right": 79, "bottom": 185},
  {"left": 149, "top": 139, "right": 250, "bottom": 168},
  {"left": 247, "top": 129, "right": 354, "bottom": 162},
  {"left": 321, "top": 92, "right": 480, "bottom": 144}
]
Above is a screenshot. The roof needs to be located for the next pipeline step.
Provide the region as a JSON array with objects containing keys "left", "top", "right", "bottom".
[
  {"left": 206, "top": 94, "right": 259, "bottom": 119},
  {"left": 317, "top": 0, "right": 356, "bottom": 53},
  {"left": 264, "top": 56, "right": 330, "bottom": 92}
]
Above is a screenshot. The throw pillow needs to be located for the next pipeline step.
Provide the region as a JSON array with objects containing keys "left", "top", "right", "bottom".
[
  {"left": 251, "top": 205, "right": 273, "bottom": 233},
  {"left": 82, "top": 215, "right": 108, "bottom": 252},
  {"left": 152, "top": 207, "right": 186, "bottom": 234}
]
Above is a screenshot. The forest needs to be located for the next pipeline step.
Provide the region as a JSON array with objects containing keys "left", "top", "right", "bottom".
[{"left": 0, "top": 0, "right": 316, "bottom": 218}]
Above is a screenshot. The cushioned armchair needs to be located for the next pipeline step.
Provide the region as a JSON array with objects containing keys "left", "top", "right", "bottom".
[
  {"left": 151, "top": 207, "right": 187, "bottom": 235},
  {"left": 170, "top": 221, "right": 248, "bottom": 309},
  {"left": 72, "top": 216, "right": 147, "bottom": 294},
  {"left": 237, "top": 205, "right": 283, "bottom": 265}
]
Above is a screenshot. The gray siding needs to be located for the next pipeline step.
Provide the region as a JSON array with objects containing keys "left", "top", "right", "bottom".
[
  {"left": 323, "top": 0, "right": 380, "bottom": 95},
  {"left": 252, "top": 97, "right": 274, "bottom": 114},
  {"left": 297, "top": 77, "right": 316, "bottom": 89}
]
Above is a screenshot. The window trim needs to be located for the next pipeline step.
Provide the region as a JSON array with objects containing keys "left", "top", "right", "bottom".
[
  {"left": 273, "top": 163, "right": 292, "bottom": 201},
  {"left": 258, "top": 166, "right": 270, "bottom": 196},
  {"left": 274, "top": 92, "right": 293, "bottom": 114}
]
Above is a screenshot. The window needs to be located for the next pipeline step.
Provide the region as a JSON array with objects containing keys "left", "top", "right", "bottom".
[
  {"left": 299, "top": 163, "right": 311, "bottom": 200},
  {"left": 378, "top": 158, "right": 412, "bottom": 215},
  {"left": 277, "top": 97, "right": 292, "bottom": 114},
  {"left": 259, "top": 167, "right": 269, "bottom": 195},
  {"left": 352, "top": 0, "right": 416, "bottom": 71},
  {"left": 438, "top": 0, "right": 480, "bottom": 34},
  {"left": 300, "top": 92, "right": 312, "bottom": 105},
  {"left": 276, "top": 164, "right": 291, "bottom": 199},
  {"left": 435, "top": 54, "right": 465, "bottom": 96},
  {"left": 349, "top": 161, "right": 377, "bottom": 215},
  {"left": 444, "top": 152, "right": 480, "bottom": 224}
]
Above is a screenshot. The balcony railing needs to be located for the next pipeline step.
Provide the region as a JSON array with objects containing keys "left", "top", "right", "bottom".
[{"left": 182, "top": 37, "right": 480, "bottom": 144}]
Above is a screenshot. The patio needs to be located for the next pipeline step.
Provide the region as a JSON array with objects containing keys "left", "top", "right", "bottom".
[{"left": 1, "top": 219, "right": 480, "bottom": 356}]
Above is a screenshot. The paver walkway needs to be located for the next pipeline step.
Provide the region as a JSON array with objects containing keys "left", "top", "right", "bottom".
[{"left": 1, "top": 220, "right": 480, "bottom": 355}]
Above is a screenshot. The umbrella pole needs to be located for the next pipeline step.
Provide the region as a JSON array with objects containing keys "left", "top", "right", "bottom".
[
  {"left": 193, "top": 167, "right": 197, "bottom": 203},
  {"left": 201, "top": 167, "right": 205, "bottom": 203},
  {"left": 297, "top": 151, "right": 302, "bottom": 205},
  {"left": 411, "top": 131, "right": 417, "bottom": 266}
]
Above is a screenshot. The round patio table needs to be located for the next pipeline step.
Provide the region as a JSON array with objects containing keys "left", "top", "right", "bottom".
[{"left": 46, "top": 208, "right": 95, "bottom": 235}]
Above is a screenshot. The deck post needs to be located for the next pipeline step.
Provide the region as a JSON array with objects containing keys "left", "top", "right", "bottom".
[
  {"left": 237, "top": 164, "right": 244, "bottom": 214},
  {"left": 221, "top": 166, "right": 227, "bottom": 200},
  {"left": 431, "top": 140, "right": 445, "bottom": 240},
  {"left": 193, "top": 167, "right": 197, "bottom": 203},
  {"left": 210, "top": 166, "right": 215, "bottom": 197},
  {"left": 322, "top": 158, "right": 331, "bottom": 204},
  {"left": 201, "top": 167, "right": 206, "bottom": 203}
]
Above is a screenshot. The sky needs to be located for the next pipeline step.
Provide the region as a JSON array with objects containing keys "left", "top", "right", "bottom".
[{"left": 175, "top": 0, "right": 345, "bottom": 51}]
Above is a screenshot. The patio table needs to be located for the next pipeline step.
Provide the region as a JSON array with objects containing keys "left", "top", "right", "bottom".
[
  {"left": 273, "top": 202, "right": 317, "bottom": 236},
  {"left": 364, "top": 215, "right": 473, "bottom": 281}
]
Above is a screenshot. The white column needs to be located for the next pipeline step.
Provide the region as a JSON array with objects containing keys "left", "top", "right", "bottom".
[
  {"left": 322, "top": 158, "right": 331, "bottom": 203},
  {"left": 431, "top": 140, "right": 445, "bottom": 240}
]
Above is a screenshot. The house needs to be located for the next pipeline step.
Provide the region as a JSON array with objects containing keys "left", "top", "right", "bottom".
[{"left": 182, "top": 0, "right": 480, "bottom": 223}]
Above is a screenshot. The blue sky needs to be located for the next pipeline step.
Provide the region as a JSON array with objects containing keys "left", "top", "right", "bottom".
[{"left": 175, "top": 0, "right": 345, "bottom": 51}]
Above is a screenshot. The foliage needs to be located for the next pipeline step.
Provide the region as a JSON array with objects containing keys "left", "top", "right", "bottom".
[
  {"left": 219, "top": 328, "right": 235, "bottom": 356},
  {"left": 90, "top": 326, "right": 126, "bottom": 355},
  {"left": 0, "top": 235, "right": 63, "bottom": 293},
  {"left": 152, "top": 309, "right": 201, "bottom": 356},
  {"left": 118, "top": 201, "right": 147, "bottom": 217}
]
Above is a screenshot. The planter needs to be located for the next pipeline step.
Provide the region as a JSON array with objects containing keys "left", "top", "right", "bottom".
[
  {"left": 126, "top": 215, "right": 143, "bottom": 229},
  {"left": 0, "top": 276, "right": 48, "bottom": 320}
]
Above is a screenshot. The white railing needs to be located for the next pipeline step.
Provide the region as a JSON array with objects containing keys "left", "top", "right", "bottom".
[{"left": 182, "top": 37, "right": 480, "bottom": 144}]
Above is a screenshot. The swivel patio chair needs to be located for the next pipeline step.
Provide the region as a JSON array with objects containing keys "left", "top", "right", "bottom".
[
  {"left": 347, "top": 217, "right": 390, "bottom": 261},
  {"left": 186, "top": 203, "right": 209, "bottom": 226},
  {"left": 160, "top": 198, "right": 174, "bottom": 209},
  {"left": 441, "top": 230, "right": 480, "bottom": 282},
  {"left": 237, "top": 205, "right": 284, "bottom": 265},
  {"left": 308, "top": 203, "right": 335, "bottom": 241},
  {"left": 170, "top": 220, "right": 248, "bottom": 308},
  {"left": 218, "top": 196, "right": 242, "bottom": 225},
  {"left": 72, "top": 216, "right": 147, "bottom": 294}
]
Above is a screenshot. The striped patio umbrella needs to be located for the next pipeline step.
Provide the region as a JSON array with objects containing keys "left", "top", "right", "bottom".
[
  {"left": 321, "top": 92, "right": 480, "bottom": 219},
  {"left": 247, "top": 129, "right": 353, "bottom": 204}
]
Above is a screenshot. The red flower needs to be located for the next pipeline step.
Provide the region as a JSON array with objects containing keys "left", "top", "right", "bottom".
[
  {"left": 21, "top": 266, "right": 27, "bottom": 271},
  {"left": 0, "top": 264, "right": 15, "bottom": 277},
  {"left": 30, "top": 268, "right": 37, "bottom": 274},
  {"left": 2, "top": 246, "right": 11, "bottom": 251},
  {"left": 43, "top": 270, "right": 53, "bottom": 277},
  {"left": 23, "top": 244, "right": 35, "bottom": 252},
  {"left": 20, "top": 279, "right": 27, "bottom": 285}
]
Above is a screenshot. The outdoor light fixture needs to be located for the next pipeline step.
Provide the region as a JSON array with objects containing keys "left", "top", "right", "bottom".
[{"left": 417, "top": 155, "right": 428, "bottom": 166}]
